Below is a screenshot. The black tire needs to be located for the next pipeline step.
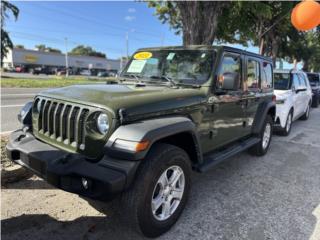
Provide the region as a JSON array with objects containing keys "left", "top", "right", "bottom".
[
  {"left": 300, "top": 102, "right": 311, "bottom": 120},
  {"left": 120, "top": 143, "right": 191, "bottom": 238},
  {"left": 278, "top": 110, "right": 293, "bottom": 136},
  {"left": 249, "top": 115, "right": 273, "bottom": 156},
  {"left": 312, "top": 94, "right": 319, "bottom": 108}
]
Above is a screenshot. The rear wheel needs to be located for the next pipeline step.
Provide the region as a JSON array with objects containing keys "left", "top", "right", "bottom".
[
  {"left": 279, "top": 111, "right": 293, "bottom": 136},
  {"left": 249, "top": 115, "right": 273, "bottom": 156},
  {"left": 120, "top": 143, "right": 191, "bottom": 238},
  {"left": 300, "top": 102, "right": 311, "bottom": 120}
]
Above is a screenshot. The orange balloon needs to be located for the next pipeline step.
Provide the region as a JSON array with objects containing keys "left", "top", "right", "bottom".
[{"left": 291, "top": 0, "right": 320, "bottom": 31}]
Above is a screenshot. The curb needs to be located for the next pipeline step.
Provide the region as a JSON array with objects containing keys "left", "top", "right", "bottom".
[{"left": 1, "top": 165, "right": 33, "bottom": 184}]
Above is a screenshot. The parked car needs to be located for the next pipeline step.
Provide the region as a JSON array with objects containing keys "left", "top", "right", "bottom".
[
  {"left": 79, "top": 69, "right": 91, "bottom": 76},
  {"left": 7, "top": 46, "right": 275, "bottom": 237},
  {"left": 30, "top": 67, "right": 54, "bottom": 75},
  {"left": 97, "top": 71, "right": 116, "bottom": 77},
  {"left": 274, "top": 69, "right": 312, "bottom": 136},
  {"left": 15, "top": 66, "right": 25, "bottom": 73},
  {"left": 306, "top": 72, "right": 320, "bottom": 108}
]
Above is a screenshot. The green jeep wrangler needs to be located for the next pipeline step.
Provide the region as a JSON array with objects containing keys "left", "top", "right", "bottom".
[{"left": 7, "top": 46, "right": 275, "bottom": 237}]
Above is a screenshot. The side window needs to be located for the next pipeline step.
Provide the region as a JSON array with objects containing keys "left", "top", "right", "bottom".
[
  {"left": 246, "top": 59, "right": 260, "bottom": 90},
  {"left": 298, "top": 74, "right": 307, "bottom": 87},
  {"left": 261, "top": 62, "right": 273, "bottom": 89},
  {"left": 292, "top": 74, "right": 301, "bottom": 88},
  {"left": 217, "top": 54, "right": 241, "bottom": 90}
]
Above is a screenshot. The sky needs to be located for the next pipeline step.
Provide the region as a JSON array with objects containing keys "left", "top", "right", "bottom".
[{"left": 5, "top": 1, "right": 297, "bottom": 68}]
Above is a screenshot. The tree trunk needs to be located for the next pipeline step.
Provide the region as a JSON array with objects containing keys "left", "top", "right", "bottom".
[
  {"left": 293, "top": 59, "right": 298, "bottom": 70},
  {"left": 176, "top": 1, "right": 228, "bottom": 45},
  {"left": 302, "top": 60, "right": 309, "bottom": 72}
]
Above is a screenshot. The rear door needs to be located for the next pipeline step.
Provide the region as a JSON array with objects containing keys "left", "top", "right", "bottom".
[
  {"left": 242, "top": 56, "right": 262, "bottom": 134},
  {"left": 298, "top": 73, "right": 310, "bottom": 111},
  {"left": 292, "top": 73, "right": 303, "bottom": 117}
]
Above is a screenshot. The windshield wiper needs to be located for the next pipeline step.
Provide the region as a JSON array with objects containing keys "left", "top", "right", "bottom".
[{"left": 149, "top": 75, "right": 177, "bottom": 86}]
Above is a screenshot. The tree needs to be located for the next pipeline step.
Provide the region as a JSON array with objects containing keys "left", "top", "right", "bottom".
[
  {"left": 1, "top": 0, "right": 19, "bottom": 66},
  {"left": 148, "top": 1, "right": 229, "bottom": 45},
  {"left": 69, "top": 45, "right": 106, "bottom": 58},
  {"left": 15, "top": 44, "right": 24, "bottom": 49},
  {"left": 281, "top": 30, "right": 320, "bottom": 71},
  {"left": 35, "top": 44, "right": 61, "bottom": 53},
  {"left": 35, "top": 44, "right": 47, "bottom": 51}
]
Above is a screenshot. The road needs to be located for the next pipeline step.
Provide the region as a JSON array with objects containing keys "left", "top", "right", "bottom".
[
  {"left": 1, "top": 108, "right": 320, "bottom": 240},
  {"left": 1, "top": 88, "right": 47, "bottom": 133}
]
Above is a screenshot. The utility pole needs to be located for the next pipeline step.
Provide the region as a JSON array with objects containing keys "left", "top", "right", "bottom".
[
  {"left": 126, "top": 32, "right": 129, "bottom": 60},
  {"left": 64, "top": 37, "right": 69, "bottom": 77}
]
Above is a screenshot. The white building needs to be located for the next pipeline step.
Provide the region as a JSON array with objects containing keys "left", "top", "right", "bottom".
[{"left": 3, "top": 48, "right": 123, "bottom": 72}]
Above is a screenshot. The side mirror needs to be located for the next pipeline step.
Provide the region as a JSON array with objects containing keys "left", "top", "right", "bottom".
[{"left": 219, "top": 73, "right": 239, "bottom": 91}]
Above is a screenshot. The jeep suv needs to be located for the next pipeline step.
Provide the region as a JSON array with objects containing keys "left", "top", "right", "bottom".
[{"left": 7, "top": 46, "right": 275, "bottom": 237}]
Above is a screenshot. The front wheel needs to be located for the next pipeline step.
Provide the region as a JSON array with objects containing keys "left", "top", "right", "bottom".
[
  {"left": 279, "top": 111, "right": 293, "bottom": 136},
  {"left": 249, "top": 115, "right": 273, "bottom": 156},
  {"left": 121, "top": 143, "right": 191, "bottom": 238}
]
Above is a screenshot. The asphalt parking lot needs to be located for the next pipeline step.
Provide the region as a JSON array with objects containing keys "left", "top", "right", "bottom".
[{"left": 1, "top": 108, "right": 320, "bottom": 240}]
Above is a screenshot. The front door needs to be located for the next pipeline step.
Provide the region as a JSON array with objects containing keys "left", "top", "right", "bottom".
[{"left": 200, "top": 52, "right": 247, "bottom": 153}]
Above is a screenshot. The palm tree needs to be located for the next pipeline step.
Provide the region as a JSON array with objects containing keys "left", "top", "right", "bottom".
[{"left": 1, "top": 0, "right": 19, "bottom": 66}]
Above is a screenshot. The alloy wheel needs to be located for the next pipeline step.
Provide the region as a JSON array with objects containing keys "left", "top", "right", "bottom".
[{"left": 151, "top": 165, "right": 185, "bottom": 221}]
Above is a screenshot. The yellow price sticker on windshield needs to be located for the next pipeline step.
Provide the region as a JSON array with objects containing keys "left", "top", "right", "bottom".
[{"left": 134, "top": 52, "right": 152, "bottom": 60}]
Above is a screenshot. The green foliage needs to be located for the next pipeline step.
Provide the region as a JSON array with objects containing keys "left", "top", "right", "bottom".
[
  {"left": 35, "top": 44, "right": 62, "bottom": 53},
  {"left": 1, "top": 0, "right": 19, "bottom": 66},
  {"left": 69, "top": 45, "right": 106, "bottom": 58},
  {"left": 1, "top": 77, "right": 105, "bottom": 88},
  {"left": 147, "top": 1, "right": 229, "bottom": 45},
  {"left": 14, "top": 44, "right": 24, "bottom": 49}
]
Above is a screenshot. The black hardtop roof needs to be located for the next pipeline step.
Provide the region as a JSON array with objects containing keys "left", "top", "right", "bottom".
[{"left": 137, "top": 45, "right": 272, "bottom": 63}]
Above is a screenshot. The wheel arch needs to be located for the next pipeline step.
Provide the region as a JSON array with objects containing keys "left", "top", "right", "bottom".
[
  {"left": 105, "top": 116, "right": 203, "bottom": 165},
  {"left": 252, "top": 100, "right": 276, "bottom": 135}
]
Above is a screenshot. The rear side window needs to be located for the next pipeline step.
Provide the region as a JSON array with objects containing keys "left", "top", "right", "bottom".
[
  {"left": 261, "top": 62, "right": 273, "bottom": 89},
  {"left": 292, "top": 74, "right": 301, "bottom": 87},
  {"left": 298, "top": 74, "right": 307, "bottom": 87},
  {"left": 246, "top": 59, "right": 260, "bottom": 90}
]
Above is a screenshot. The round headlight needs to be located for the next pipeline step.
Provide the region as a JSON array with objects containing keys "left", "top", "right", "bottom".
[{"left": 96, "top": 113, "right": 109, "bottom": 134}]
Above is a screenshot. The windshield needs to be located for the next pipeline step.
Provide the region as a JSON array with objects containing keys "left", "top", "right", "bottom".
[
  {"left": 121, "top": 50, "right": 215, "bottom": 85},
  {"left": 274, "top": 73, "right": 291, "bottom": 90},
  {"left": 307, "top": 73, "right": 320, "bottom": 86}
]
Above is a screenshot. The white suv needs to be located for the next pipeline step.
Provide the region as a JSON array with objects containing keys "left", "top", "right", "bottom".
[{"left": 274, "top": 69, "right": 312, "bottom": 136}]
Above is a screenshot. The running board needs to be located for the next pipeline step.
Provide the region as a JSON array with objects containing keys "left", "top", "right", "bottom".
[{"left": 197, "top": 137, "right": 260, "bottom": 172}]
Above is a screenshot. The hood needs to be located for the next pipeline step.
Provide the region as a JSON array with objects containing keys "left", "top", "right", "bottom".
[
  {"left": 38, "top": 83, "right": 205, "bottom": 119},
  {"left": 274, "top": 89, "right": 291, "bottom": 100}
]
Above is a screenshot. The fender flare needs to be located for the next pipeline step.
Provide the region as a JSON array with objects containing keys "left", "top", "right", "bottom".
[
  {"left": 105, "top": 116, "right": 202, "bottom": 162},
  {"left": 251, "top": 101, "right": 276, "bottom": 134}
]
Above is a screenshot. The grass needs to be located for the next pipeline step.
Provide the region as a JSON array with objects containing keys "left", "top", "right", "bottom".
[{"left": 1, "top": 76, "right": 111, "bottom": 88}]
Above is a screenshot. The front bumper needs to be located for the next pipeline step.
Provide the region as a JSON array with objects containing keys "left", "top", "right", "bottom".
[{"left": 6, "top": 130, "right": 140, "bottom": 200}]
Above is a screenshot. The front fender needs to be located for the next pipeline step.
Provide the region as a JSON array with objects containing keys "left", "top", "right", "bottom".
[{"left": 105, "top": 116, "right": 200, "bottom": 161}]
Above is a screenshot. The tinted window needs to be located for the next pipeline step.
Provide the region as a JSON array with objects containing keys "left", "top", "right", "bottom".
[
  {"left": 307, "top": 73, "right": 320, "bottom": 86},
  {"left": 261, "top": 62, "right": 273, "bottom": 89},
  {"left": 274, "top": 73, "right": 291, "bottom": 90},
  {"left": 217, "top": 55, "right": 241, "bottom": 89},
  {"left": 246, "top": 59, "right": 260, "bottom": 89}
]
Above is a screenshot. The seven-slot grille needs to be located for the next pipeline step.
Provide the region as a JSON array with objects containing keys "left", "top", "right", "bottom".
[{"left": 35, "top": 97, "right": 89, "bottom": 150}]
